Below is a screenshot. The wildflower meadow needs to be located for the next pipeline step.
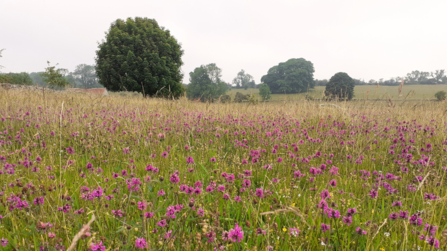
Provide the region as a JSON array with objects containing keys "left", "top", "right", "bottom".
[{"left": 0, "top": 89, "right": 447, "bottom": 250}]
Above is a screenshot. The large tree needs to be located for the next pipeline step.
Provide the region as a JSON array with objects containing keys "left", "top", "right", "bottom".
[
  {"left": 324, "top": 72, "right": 355, "bottom": 100},
  {"left": 261, "top": 58, "right": 314, "bottom": 94},
  {"left": 232, "top": 70, "right": 254, "bottom": 90},
  {"left": 95, "top": 17, "right": 184, "bottom": 97},
  {"left": 186, "top": 63, "right": 228, "bottom": 102}
]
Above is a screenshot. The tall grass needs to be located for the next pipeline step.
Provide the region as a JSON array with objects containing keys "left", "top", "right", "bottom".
[{"left": 0, "top": 88, "right": 446, "bottom": 250}]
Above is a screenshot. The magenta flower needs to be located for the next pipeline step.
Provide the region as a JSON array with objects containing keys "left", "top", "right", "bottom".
[
  {"left": 329, "top": 179, "right": 337, "bottom": 187},
  {"left": 342, "top": 216, "right": 352, "bottom": 226},
  {"left": 369, "top": 189, "right": 378, "bottom": 198},
  {"left": 170, "top": 173, "right": 180, "bottom": 184},
  {"left": 162, "top": 151, "right": 168, "bottom": 158},
  {"left": 255, "top": 188, "right": 264, "bottom": 198},
  {"left": 157, "top": 219, "right": 167, "bottom": 228},
  {"left": 321, "top": 223, "right": 330, "bottom": 232},
  {"left": 90, "top": 241, "right": 105, "bottom": 251},
  {"left": 157, "top": 189, "right": 165, "bottom": 197},
  {"left": 228, "top": 224, "right": 244, "bottom": 242},
  {"left": 320, "top": 190, "right": 330, "bottom": 200},
  {"left": 0, "top": 238, "right": 7, "bottom": 247},
  {"left": 210, "top": 157, "right": 216, "bottom": 162},
  {"left": 135, "top": 238, "right": 147, "bottom": 249},
  {"left": 186, "top": 156, "right": 194, "bottom": 164},
  {"left": 355, "top": 227, "right": 367, "bottom": 235}
]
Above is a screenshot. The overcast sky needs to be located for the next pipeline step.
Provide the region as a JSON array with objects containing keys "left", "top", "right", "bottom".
[{"left": 1, "top": 0, "right": 446, "bottom": 84}]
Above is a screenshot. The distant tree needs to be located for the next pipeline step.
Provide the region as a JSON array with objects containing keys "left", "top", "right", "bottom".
[
  {"left": 431, "top": 70, "right": 445, "bottom": 84},
  {"left": 261, "top": 58, "right": 314, "bottom": 94},
  {"left": 30, "top": 72, "right": 46, "bottom": 86},
  {"left": 435, "top": 91, "right": 446, "bottom": 101},
  {"left": 259, "top": 83, "right": 271, "bottom": 101},
  {"left": 40, "top": 61, "right": 70, "bottom": 88},
  {"left": 0, "top": 49, "right": 4, "bottom": 71},
  {"left": 232, "top": 70, "right": 254, "bottom": 90},
  {"left": 95, "top": 17, "right": 184, "bottom": 97},
  {"left": 315, "top": 79, "right": 328, "bottom": 86},
  {"left": 186, "top": 63, "right": 228, "bottom": 102},
  {"left": 72, "top": 64, "right": 99, "bottom": 88},
  {"left": 325, "top": 72, "right": 355, "bottom": 100}
]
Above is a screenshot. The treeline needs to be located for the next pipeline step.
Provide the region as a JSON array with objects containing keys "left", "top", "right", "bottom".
[
  {"left": 316, "top": 69, "right": 447, "bottom": 86},
  {"left": 0, "top": 64, "right": 101, "bottom": 88}
]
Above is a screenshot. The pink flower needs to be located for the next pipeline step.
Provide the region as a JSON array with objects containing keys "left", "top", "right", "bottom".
[
  {"left": 255, "top": 188, "right": 264, "bottom": 198},
  {"left": 228, "top": 224, "right": 244, "bottom": 242},
  {"left": 90, "top": 241, "right": 105, "bottom": 251},
  {"left": 135, "top": 238, "right": 147, "bottom": 249}
]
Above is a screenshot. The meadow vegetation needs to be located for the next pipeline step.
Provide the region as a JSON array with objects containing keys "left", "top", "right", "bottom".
[
  {"left": 228, "top": 85, "right": 447, "bottom": 101},
  {"left": 0, "top": 88, "right": 447, "bottom": 250}
]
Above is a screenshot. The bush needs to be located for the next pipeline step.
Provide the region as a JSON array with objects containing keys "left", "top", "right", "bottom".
[
  {"left": 0, "top": 72, "right": 33, "bottom": 85},
  {"left": 95, "top": 17, "right": 184, "bottom": 98},
  {"left": 220, "top": 95, "right": 231, "bottom": 103},
  {"left": 234, "top": 92, "right": 250, "bottom": 103},
  {"left": 325, "top": 72, "right": 355, "bottom": 100},
  {"left": 435, "top": 91, "right": 446, "bottom": 101},
  {"left": 259, "top": 83, "right": 271, "bottom": 101}
]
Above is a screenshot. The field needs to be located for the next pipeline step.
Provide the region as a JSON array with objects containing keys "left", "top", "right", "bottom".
[
  {"left": 227, "top": 85, "right": 447, "bottom": 101},
  {"left": 0, "top": 88, "right": 447, "bottom": 250}
]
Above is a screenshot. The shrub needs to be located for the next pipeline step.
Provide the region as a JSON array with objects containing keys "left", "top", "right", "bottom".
[
  {"left": 0, "top": 72, "right": 33, "bottom": 85},
  {"left": 234, "top": 92, "right": 250, "bottom": 103},
  {"left": 220, "top": 95, "right": 231, "bottom": 103},
  {"left": 435, "top": 91, "right": 446, "bottom": 101},
  {"left": 325, "top": 72, "right": 355, "bottom": 100}
]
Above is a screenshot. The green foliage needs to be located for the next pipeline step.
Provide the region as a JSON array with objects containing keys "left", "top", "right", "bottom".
[
  {"left": 186, "top": 63, "right": 228, "bottom": 102},
  {"left": 261, "top": 58, "right": 315, "bottom": 94},
  {"left": 258, "top": 83, "right": 271, "bottom": 101},
  {"left": 0, "top": 72, "right": 33, "bottom": 85},
  {"left": 234, "top": 92, "right": 250, "bottom": 103},
  {"left": 325, "top": 72, "right": 355, "bottom": 100},
  {"left": 232, "top": 70, "right": 255, "bottom": 90},
  {"left": 95, "top": 17, "right": 184, "bottom": 97},
  {"left": 39, "top": 61, "right": 70, "bottom": 88},
  {"left": 435, "top": 91, "right": 446, "bottom": 101},
  {"left": 220, "top": 95, "right": 231, "bottom": 103}
]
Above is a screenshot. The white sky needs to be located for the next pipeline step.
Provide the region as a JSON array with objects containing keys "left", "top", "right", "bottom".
[{"left": 1, "top": 0, "right": 446, "bottom": 84}]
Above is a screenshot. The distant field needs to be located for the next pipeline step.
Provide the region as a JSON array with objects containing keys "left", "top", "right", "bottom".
[{"left": 227, "top": 85, "right": 447, "bottom": 101}]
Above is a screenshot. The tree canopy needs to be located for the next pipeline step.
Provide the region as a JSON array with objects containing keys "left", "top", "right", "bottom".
[
  {"left": 186, "top": 63, "right": 228, "bottom": 102},
  {"left": 325, "top": 72, "right": 355, "bottom": 100},
  {"left": 261, "top": 58, "right": 315, "bottom": 94},
  {"left": 95, "top": 17, "right": 184, "bottom": 97}
]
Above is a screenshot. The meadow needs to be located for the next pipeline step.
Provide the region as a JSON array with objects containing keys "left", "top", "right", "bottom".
[
  {"left": 0, "top": 88, "right": 447, "bottom": 250},
  {"left": 227, "top": 85, "right": 447, "bottom": 101}
]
